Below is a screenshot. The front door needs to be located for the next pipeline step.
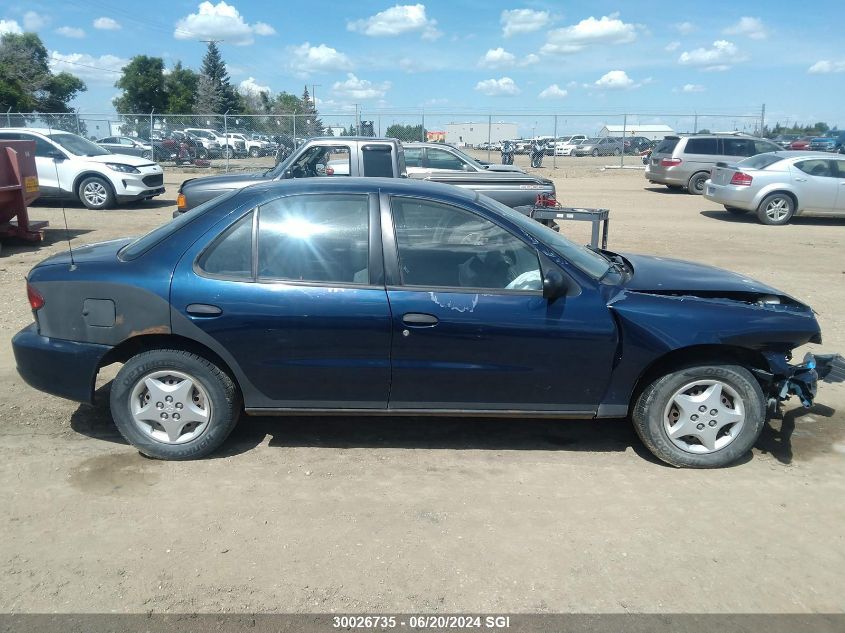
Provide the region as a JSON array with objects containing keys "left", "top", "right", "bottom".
[
  {"left": 382, "top": 195, "right": 618, "bottom": 412},
  {"left": 171, "top": 192, "right": 392, "bottom": 409},
  {"left": 791, "top": 159, "right": 839, "bottom": 213}
]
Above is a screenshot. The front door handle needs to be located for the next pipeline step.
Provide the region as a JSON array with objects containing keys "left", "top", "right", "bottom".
[
  {"left": 186, "top": 303, "right": 222, "bottom": 316},
  {"left": 794, "top": 178, "right": 807, "bottom": 182},
  {"left": 402, "top": 313, "right": 439, "bottom": 327}
]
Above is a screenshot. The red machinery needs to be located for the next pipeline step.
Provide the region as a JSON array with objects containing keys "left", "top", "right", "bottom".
[{"left": 0, "top": 140, "right": 48, "bottom": 248}]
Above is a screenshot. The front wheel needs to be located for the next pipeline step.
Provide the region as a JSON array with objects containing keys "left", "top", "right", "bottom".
[
  {"left": 591, "top": 149, "right": 599, "bottom": 157},
  {"left": 110, "top": 349, "right": 241, "bottom": 460},
  {"left": 757, "top": 193, "right": 795, "bottom": 225},
  {"left": 141, "top": 150, "right": 152, "bottom": 160},
  {"left": 78, "top": 176, "right": 115, "bottom": 210},
  {"left": 632, "top": 364, "right": 766, "bottom": 468},
  {"left": 249, "top": 147, "right": 260, "bottom": 158}
]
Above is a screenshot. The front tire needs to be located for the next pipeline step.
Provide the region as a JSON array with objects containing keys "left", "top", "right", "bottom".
[
  {"left": 632, "top": 364, "right": 766, "bottom": 468},
  {"left": 591, "top": 149, "right": 599, "bottom": 157},
  {"left": 78, "top": 176, "right": 115, "bottom": 210},
  {"left": 756, "top": 193, "right": 795, "bottom": 225},
  {"left": 141, "top": 150, "right": 153, "bottom": 160},
  {"left": 110, "top": 349, "right": 241, "bottom": 460}
]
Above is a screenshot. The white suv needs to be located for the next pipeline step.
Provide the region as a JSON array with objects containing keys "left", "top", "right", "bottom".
[
  {"left": 554, "top": 135, "right": 588, "bottom": 156},
  {"left": 0, "top": 128, "right": 164, "bottom": 209}
]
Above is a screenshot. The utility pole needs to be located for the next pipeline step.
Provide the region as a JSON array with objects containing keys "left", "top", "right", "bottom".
[
  {"left": 311, "top": 84, "right": 321, "bottom": 107},
  {"left": 760, "top": 103, "right": 766, "bottom": 137}
]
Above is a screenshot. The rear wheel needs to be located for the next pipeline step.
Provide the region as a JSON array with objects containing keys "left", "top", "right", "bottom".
[
  {"left": 633, "top": 364, "right": 766, "bottom": 468},
  {"left": 78, "top": 176, "right": 115, "bottom": 210},
  {"left": 591, "top": 149, "right": 599, "bottom": 157},
  {"left": 612, "top": 148, "right": 621, "bottom": 156},
  {"left": 756, "top": 193, "right": 795, "bottom": 225},
  {"left": 249, "top": 147, "right": 260, "bottom": 158},
  {"left": 110, "top": 349, "right": 241, "bottom": 460},
  {"left": 222, "top": 146, "right": 234, "bottom": 159},
  {"left": 141, "top": 150, "right": 152, "bottom": 160},
  {"left": 687, "top": 171, "right": 709, "bottom": 195},
  {"left": 724, "top": 206, "right": 749, "bottom": 215}
]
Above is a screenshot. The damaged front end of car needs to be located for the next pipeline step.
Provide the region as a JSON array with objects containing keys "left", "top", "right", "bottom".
[{"left": 757, "top": 351, "right": 845, "bottom": 409}]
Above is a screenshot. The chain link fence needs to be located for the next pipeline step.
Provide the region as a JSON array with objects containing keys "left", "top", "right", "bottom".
[{"left": 1, "top": 108, "right": 765, "bottom": 171}]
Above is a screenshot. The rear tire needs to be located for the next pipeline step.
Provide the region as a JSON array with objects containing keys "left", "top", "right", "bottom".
[
  {"left": 687, "top": 171, "right": 709, "bottom": 195},
  {"left": 78, "top": 176, "right": 115, "bottom": 210},
  {"left": 110, "top": 349, "right": 241, "bottom": 460},
  {"left": 756, "top": 193, "right": 795, "bottom": 225},
  {"left": 632, "top": 364, "right": 766, "bottom": 468},
  {"left": 249, "top": 147, "right": 260, "bottom": 158},
  {"left": 591, "top": 149, "right": 599, "bottom": 157}
]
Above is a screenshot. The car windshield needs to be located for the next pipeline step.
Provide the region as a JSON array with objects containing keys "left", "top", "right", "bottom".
[
  {"left": 738, "top": 153, "right": 784, "bottom": 169},
  {"left": 478, "top": 197, "right": 611, "bottom": 279},
  {"left": 119, "top": 190, "right": 239, "bottom": 260},
  {"left": 48, "top": 133, "right": 110, "bottom": 157}
]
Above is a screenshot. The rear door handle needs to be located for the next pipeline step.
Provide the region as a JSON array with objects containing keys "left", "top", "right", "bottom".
[
  {"left": 795, "top": 178, "right": 807, "bottom": 182},
  {"left": 186, "top": 303, "right": 222, "bottom": 316},
  {"left": 402, "top": 312, "right": 439, "bottom": 327}
]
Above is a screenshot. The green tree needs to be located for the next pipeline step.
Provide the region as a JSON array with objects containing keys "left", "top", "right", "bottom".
[
  {"left": 196, "top": 41, "right": 241, "bottom": 113},
  {"left": 0, "top": 32, "right": 85, "bottom": 112},
  {"left": 386, "top": 123, "right": 425, "bottom": 142},
  {"left": 299, "top": 85, "right": 323, "bottom": 136},
  {"left": 164, "top": 61, "right": 199, "bottom": 113},
  {"left": 113, "top": 55, "right": 166, "bottom": 113}
]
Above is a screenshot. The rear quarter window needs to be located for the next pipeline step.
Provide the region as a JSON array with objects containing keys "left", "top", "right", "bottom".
[{"left": 653, "top": 138, "right": 679, "bottom": 154}]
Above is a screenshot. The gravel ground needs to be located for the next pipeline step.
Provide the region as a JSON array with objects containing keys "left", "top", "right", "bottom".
[{"left": 1, "top": 159, "right": 844, "bottom": 614}]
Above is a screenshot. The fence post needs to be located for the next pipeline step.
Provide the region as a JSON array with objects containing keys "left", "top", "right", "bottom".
[
  {"left": 6, "top": 106, "right": 11, "bottom": 127},
  {"left": 694, "top": 112, "right": 698, "bottom": 134},
  {"left": 149, "top": 109, "right": 154, "bottom": 145},
  {"left": 75, "top": 110, "right": 81, "bottom": 135},
  {"left": 552, "top": 114, "right": 558, "bottom": 170},
  {"left": 224, "top": 109, "right": 230, "bottom": 173},
  {"left": 292, "top": 110, "right": 296, "bottom": 144},
  {"left": 421, "top": 109, "right": 425, "bottom": 142},
  {"left": 620, "top": 113, "right": 627, "bottom": 168},
  {"left": 487, "top": 115, "right": 492, "bottom": 163}
]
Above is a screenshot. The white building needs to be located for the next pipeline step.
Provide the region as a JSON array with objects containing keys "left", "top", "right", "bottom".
[
  {"left": 445, "top": 122, "right": 518, "bottom": 146},
  {"left": 598, "top": 124, "right": 674, "bottom": 140}
]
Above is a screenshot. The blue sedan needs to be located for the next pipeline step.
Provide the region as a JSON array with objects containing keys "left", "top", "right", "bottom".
[{"left": 11, "top": 178, "right": 841, "bottom": 467}]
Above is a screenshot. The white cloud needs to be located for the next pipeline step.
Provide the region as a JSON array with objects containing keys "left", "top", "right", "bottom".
[
  {"left": 174, "top": 1, "right": 275, "bottom": 46},
  {"left": 723, "top": 16, "right": 767, "bottom": 40},
  {"left": 474, "top": 77, "right": 520, "bottom": 96},
  {"left": 594, "top": 70, "right": 636, "bottom": 89},
  {"left": 238, "top": 76, "right": 271, "bottom": 96},
  {"left": 538, "top": 84, "right": 568, "bottom": 99},
  {"left": 332, "top": 73, "right": 390, "bottom": 99},
  {"left": 347, "top": 4, "right": 440, "bottom": 40},
  {"left": 479, "top": 47, "right": 515, "bottom": 68},
  {"left": 665, "top": 41, "right": 680, "bottom": 51},
  {"left": 808, "top": 60, "right": 845, "bottom": 74},
  {"left": 675, "top": 21, "right": 694, "bottom": 34},
  {"left": 49, "top": 51, "right": 128, "bottom": 82},
  {"left": 500, "top": 9, "right": 550, "bottom": 37},
  {"left": 93, "top": 17, "right": 121, "bottom": 30},
  {"left": 55, "top": 26, "right": 85, "bottom": 38},
  {"left": 23, "top": 11, "right": 47, "bottom": 30},
  {"left": 522, "top": 53, "right": 540, "bottom": 66},
  {"left": 289, "top": 42, "right": 353, "bottom": 76},
  {"left": 0, "top": 19, "right": 22, "bottom": 35},
  {"left": 681, "top": 83, "right": 705, "bottom": 93},
  {"left": 678, "top": 40, "right": 742, "bottom": 71},
  {"left": 542, "top": 13, "right": 637, "bottom": 55}
]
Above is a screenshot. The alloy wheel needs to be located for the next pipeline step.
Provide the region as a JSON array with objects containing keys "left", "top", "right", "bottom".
[
  {"left": 83, "top": 181, "right": 108, "bottom": 207},
  {"left": 765, "top": 198, "right": 790, "bottom": 222}
]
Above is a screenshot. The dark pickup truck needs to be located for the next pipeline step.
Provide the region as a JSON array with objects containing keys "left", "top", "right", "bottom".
[{"left": 175, "top": 137, "right": 556, "bottom": 214}]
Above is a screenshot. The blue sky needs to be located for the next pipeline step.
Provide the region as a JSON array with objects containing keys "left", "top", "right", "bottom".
[{"left": 1, "top": 0, "right": 843, "bottom": 132}]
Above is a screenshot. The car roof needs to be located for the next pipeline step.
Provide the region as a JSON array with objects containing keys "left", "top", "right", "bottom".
[
  {"left": 768, "top": 150, "right": 845, "bottom": 160},
  {"left": 0, "top": 127, "right": 70, "bottom": 135},
  {"left": 242, "top": 176, "right": 481, "bottom": 205}
]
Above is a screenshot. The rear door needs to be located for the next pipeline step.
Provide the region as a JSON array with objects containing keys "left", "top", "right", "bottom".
[
  {"left": 171, "top": 191, "right": 392, "bottom": 409},
  {"left": 834, "top": 158, "right": 845, "bottom": 213},
  {"left": 791, "top": 159, "right": 839, "bottom": 212}
]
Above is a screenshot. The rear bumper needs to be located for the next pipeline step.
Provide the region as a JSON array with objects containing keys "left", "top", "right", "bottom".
[
  {"left": 12, "top": 324, "right": 111, "bottom": 404},
  {"left": 703, "top": 181, "right": 757, "bottom": 209},
  {"left": 644, "top": 166, "right": 686, "bottom": 186}
]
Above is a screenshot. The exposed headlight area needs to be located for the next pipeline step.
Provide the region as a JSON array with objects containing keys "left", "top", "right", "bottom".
[{"left": 106, "top": 163, "right": 141, "bottom": 174}]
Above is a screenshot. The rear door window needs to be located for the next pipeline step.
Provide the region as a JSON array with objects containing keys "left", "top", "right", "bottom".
[
  {"left": 684, "top": 138, "right": 719, "bottom": 155},
  {"left": 361, "top": 145, "right": 394, "bottom": 177},
  {"left": 754, "top": 139, "right": 781, "bottom": 154},
  {"left": 722, "top": 138, "right": 755, "bottom": 157},
  {"left": 795, "top": 159, "right": 834, "bottom": 178},
  {"left": 403, "top": 147, "right": 423, "bottom": 167},
  {"left": 426, "top": 148, "right": 465, "bottom": 171}
]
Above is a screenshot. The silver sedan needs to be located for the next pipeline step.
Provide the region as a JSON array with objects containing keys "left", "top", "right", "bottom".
[{"left": 704, "top": 151, "right": 845, "bottom": 225}]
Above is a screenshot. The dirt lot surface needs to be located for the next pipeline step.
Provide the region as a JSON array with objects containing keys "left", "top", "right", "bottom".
[{"left": 1, "top": 158, "right": 844, "bottom": 614}]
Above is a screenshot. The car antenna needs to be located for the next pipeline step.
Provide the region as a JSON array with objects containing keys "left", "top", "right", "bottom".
[{"left": 47, "top": 118, "right": 76, "bottom": 270}]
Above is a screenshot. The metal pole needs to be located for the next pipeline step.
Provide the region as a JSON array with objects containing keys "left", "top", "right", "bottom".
[
  {"left": 487, "top": 114, "right": 492, "bottom": 163},
  {"left": 620, "top": 114, "right": 627, "bottom": 168},
  {"left": 421, "top": 109, "right": 425, "bottom": 142},
  {"left": 760, "top": 103, "right": 766, "bottom": 136},
  {"left": 149, "top": 109, "right": 154, "bottom": 144},
  {"left": 5, "top": 106, "right": 10, "bottom": 127},
  {"left": 292, "top": 110, "right": 296, "bottom": 145},
  {"left": 75, "top": 110, "right": 81, "bottom": 135},
  {"left": 224, "top": 109, "right": 230, "bottom": 172},
  {"left": 552, "top": 114, "right": 558, "bottom": 170},
  {"left": 378, "top": 114, "right": 381, "bottom": 136},
  {"left": 694, "top": 112, "right": 698, "bottom": 134}
]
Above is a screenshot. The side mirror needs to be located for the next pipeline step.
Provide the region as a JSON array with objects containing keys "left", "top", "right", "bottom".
[
  {"left": 542, "top": 268, "right": 568, "bottom": 300},
  {"left": 48, "top": 150, "right": 66, "bottom": 161},
  {"left": 283, "top": 169, "right": 293, "bottom": 179}
]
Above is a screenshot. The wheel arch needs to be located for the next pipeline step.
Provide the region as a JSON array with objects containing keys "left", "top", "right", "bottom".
[
  {"left": 628, "top": 344, "right": 770, "bottom": 414},
  {"left": 757, "top": 188, "right": 799, "bottom": 212},
  {"left": 72, "top": 170, "right": 116, "bottom": 199},
  {"left": 98, "top": 334, "right": 241, "bottom": 396}
]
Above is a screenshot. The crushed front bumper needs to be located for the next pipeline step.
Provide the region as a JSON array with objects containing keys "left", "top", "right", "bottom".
[{"left": 759, "top": 352, "right": 845, "bottom": 408}]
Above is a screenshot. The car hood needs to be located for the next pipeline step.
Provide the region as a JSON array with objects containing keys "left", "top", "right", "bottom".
[
  {"left": 181, "top": 172, "right": 269, "bottom": 190},
  {"left": 483, "top": 164, "right": 526, "bottom": 173},
  {"left": 81, "top": 154, "right": 157, "bottom": 167},
  {"left": 622, "top": 253, "right": 786, "bottom": 297}
]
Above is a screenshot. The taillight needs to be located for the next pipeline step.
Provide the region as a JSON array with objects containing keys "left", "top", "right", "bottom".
[
  {"left": 730, "top": 172, "right": 753, "bottom": 186},
  {"left": 536, "top": 193, "right": 558, "bottom": 208},
  {"left": 27, "top": 283, "right": 45, "bottom": 310},
  {"left": 660, "top": 157, "right": 683, "bottom": 167}
]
